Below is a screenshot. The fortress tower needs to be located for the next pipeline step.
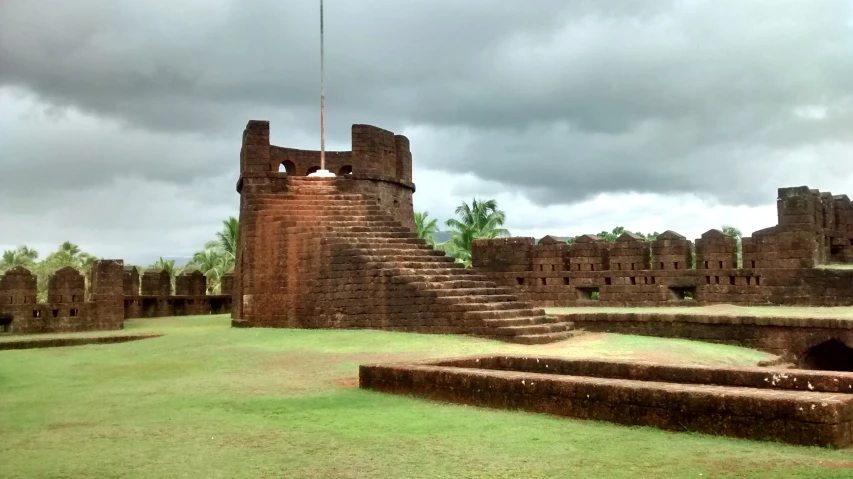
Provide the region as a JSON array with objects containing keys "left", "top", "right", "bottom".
[{"left": 231, "top": 121, "right": 573, "bottom": 343}]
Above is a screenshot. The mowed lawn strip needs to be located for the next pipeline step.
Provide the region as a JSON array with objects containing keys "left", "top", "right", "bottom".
[{"left": 0, "top": 315, "right": 851, "bottom": 478}]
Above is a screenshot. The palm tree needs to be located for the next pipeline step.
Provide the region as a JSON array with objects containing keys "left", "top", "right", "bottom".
[
  {"left": 190, "top": 249, "right": 227, "bottom": 293},
  {"left": 152, "top": 257, "right": 179, "bottom": 277},
  {"left": 722, "top": 225, "right": 742, "bottom": 239},
  {"left": 722, "top": 225, "right": 744, "bottom": 268},
  {"left": 205, "top": 217, "right": 238, "bottom": 264},
  {"left": 58, "top": 241, "right": 81, "bottom": 257},
  {"left": 1, "top": 246, "right": 39, "bottom": 271},
  {"left": 414, "top": 211, "right": 439, "bottom": 245},
  {"left": 443, "top": 198, "right": 510, "bottom": 267}
]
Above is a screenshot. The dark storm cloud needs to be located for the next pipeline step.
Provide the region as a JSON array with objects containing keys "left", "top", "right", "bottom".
[{"left": 2, "top": 0, "right": 853, "bottom": 206}]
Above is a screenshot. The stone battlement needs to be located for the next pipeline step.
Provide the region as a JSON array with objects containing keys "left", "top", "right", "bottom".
[
  {"left": 472, "top": 187, "right": 853, "bottom": 307},
  {"left": 0, "top": 262, "right": 234, "bottom": 335}
]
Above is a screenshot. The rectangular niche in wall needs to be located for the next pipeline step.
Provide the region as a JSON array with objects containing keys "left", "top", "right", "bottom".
[
  {"left": 577, "top": 287, "right": 600, "bottom": 301},
  {"left": 668, "top": 286, "right": 696, "bottom": 301}
]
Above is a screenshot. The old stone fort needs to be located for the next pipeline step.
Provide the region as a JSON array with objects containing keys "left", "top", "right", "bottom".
[
  {"left": 3, "top": 119, "right": 853, "bottom": 448},
  {"left": 2, "top": 120, "right": 852, "bottom": 349}
]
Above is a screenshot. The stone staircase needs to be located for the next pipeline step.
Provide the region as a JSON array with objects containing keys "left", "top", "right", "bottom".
[{"left": 239, "top": 176, "right": 574, "bottom": 344}]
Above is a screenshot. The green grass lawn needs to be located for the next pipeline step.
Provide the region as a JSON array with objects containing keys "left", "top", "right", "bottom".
[{"left": 1, "top": 316, "right": 852, "bottom": 478}]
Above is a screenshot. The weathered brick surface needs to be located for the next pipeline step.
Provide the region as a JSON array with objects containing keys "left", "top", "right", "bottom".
[
  {"left": 232, "top": 121, "right": 574, "bottom": 344},
  {"left": 141, "top": 268, "right": 171, "bottom": 296},
  {"left": 123, "top": 266, "right": 140, "bottom": 296},
  {"left": 472, "top": 187, "right": 853, "bottom": 307},
  {"left": 47, "top": 266, "right": 86, "bottom": 304},
  {"left": 360, "top": 356, "right": 853, "bottom": 448}
]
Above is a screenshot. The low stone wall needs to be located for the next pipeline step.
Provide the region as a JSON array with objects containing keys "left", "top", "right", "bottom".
[
  {"left": 0, "top": 334, "right": 162, "bottom": 351},
  {"left": 557, "top": 312, "right": 853, "bottom": 363},
  {"left": 360, "top": 356, "right": 853, "bottom": 448}
]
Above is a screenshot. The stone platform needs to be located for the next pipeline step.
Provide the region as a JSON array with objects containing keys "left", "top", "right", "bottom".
[
  {"left": 360, "top": 355, "right": 853, "bottom": 448},
  {"left": 550, "top": 307, "right": 853, "bottom": 367}
]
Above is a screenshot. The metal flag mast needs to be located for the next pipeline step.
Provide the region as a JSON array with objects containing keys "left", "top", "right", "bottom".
[{"left": 309, "top": 0, "right": 335, "bottom": 177}]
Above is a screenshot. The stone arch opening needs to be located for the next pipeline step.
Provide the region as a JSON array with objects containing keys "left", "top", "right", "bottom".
[
  {"left": 279, "top": 160, "right": 295, "bottom": 174},
  {"left": 0, "top": 313, "right": 12, "bottom": 333},
  {"left": 799, "top": 339, "right": 853, "bottom": 371},
  {"left": 338, "top": 165, "right": 353, "bottom": 175},
  {"left": 306, "top": 166, "right": 320, "bottom": 175}
]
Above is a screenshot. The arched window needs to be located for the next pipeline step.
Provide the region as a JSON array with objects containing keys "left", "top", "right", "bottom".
[
  {"left": 279, "top": 160, "right": 295, "bottom": 174},
  {"left": 338, "top": 165, "right": 353, "bottom": 176},
  {"left": 306, "top": 166, "right": 320, "bottom": 175}
]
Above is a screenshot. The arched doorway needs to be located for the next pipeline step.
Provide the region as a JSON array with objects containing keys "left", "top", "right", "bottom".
[
  {"left": 338, "top": 165, "right": 353, "bottom": 176},
  {"left": 306, "top": 166, "right": 320, "bottom": 175},
  {"left": 798, "top": 339, "right": 853, "bottom": 371},
  {"left": 279, "top": 160, "right": 295, "bottom": 174}
]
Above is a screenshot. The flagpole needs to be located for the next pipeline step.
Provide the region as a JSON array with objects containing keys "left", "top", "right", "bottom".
[
  {"left": 309, "top": 0, "right": 334, "bottom": 177},
  {"left": 320, "top": 0, "right": 325, "bottom": 171}
]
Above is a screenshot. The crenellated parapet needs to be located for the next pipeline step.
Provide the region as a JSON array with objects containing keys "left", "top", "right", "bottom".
[
  {"left": 0, "top": 260, "right": 234, "bottom": 335},
  {"left": 237, "top": 120, "right": 416, "bottom": 234},
  {"left": 470, "top": 186, "right": 853, "bottom": 308}
]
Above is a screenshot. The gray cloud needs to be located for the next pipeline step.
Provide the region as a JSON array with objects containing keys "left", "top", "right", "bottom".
[{"left": 1, "top": 0, "right": 853, "bottom": 258}]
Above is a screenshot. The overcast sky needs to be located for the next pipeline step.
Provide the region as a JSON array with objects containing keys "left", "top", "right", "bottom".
[{"left": 2, "top": 0, "right": 853, "bottom": 265}]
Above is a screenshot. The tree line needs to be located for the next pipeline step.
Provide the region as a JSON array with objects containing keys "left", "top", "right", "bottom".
[{"left": 0, "top": 217, "right": 238, "bottom": 299}]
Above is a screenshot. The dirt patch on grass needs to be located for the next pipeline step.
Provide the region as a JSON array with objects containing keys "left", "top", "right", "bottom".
[
  {"left": 816, "top": 460, "right": 853, "bottom": 470},
  {"left": 538, "top": 332, "right": 605, "bottom": 349},
  {"left": 335, "top": 378, "right": 360, "bottom": 388},
  {"left": 629, "top": 351, "right": 677, "bottom": 364}
]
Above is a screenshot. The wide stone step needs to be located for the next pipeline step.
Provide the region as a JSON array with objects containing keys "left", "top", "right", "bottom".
[
  {"left": 405, "top": 280, "right": 499, "bottom": 290},
  {"left": 393, "top": 273, "right": 492, "bottom": 283},
  {"left": 434, "top": 294, "right": 518, "bottom": 304},
  {"left": 483, "top": 316, "right": 568, "bottom": 327},
  {"left": 466, "top": 308, "right": 546, "bottom": 320},
  {"left": 451, "top": 301, "right": 532, "bottom": 312},
  {"left": 335, "top": 247, "right": 446, "bottom": 256},
  {"left": 492, "top": 322, "right": 574, "bottom": 336},
  {"left": 365, "top": 257, "right": 458, "bottom": 266},
  {"left": 505, "top": 330, "right": 577, "bottom": 345},
  {"left": 430, "top": 287, "right": 514, "bottom": 297},
  {"left": 323, "top": 238, "right": 427, "bottom": 245}
]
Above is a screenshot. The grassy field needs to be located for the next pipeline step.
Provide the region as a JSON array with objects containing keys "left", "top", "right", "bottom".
[
  {"left": 1, "top": 316, "right": 852, "bottom": 478},
  {"left": 547, "top": 304, "right": 853, "bottom": 319}
]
